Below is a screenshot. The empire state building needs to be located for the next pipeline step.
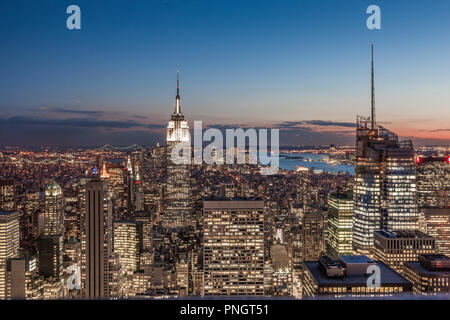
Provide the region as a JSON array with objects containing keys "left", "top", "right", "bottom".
[{"left": 164, "top": 72, "right": 192, "bottom": 228}]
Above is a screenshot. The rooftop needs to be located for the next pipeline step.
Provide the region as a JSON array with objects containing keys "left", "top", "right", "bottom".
[
  {"left": 304, "top": 260, "right": 410, "bottom": 286},
  {"left": 405, "top": 261, "right": 450, "bottom": 276},
  {"left": 375, "top": 230, "right": 433, "bottom": 239},
  {"left": 339, "top": 255, "right": 374, "bottom": 264}
]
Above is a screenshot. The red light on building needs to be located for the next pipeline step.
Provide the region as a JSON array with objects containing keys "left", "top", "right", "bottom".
[
  {"left": 415, "top": 156, "right": 422, "bottom": 164},
  {"left": 136, "top": 180, "right": 141, "bottom": 184},
  {"left": 446, "top": 156, "right": 450, "bottom": 164}
]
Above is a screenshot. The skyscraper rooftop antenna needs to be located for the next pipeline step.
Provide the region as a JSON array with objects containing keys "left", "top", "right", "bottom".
[
  {"left": 371, "top": 44, "right": 375, "bottom": 129},
  {"left": 175, "top": 70, "right": 181, "bottom": 114}
]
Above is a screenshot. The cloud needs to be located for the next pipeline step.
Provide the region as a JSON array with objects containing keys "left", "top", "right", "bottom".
[
  {"left": 0, "top": 116, "right": 165, "bottom": 130},
  {"left": 428, "top": 129, "right": 450, "bottom": 132},
  {"left": 50, "top": 108, "right": 104, "bottom": 116},
  {"left": 276, "top": 120, "right": 356, "bottom": 128},
  {"left": 0, "top": 116, "right": 166, "bottom": 146}
]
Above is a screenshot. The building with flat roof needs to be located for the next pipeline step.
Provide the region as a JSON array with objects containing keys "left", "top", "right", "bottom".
[
  {"left": 373, "top": 230, "right": 435, "bottom": 274},
  {"left": 422, "top": 208, "right": 450, "bottom": 256},
  {"left": 327, "top": 191, "right": 353, "bottom": 258},
  {"left": 301, "top": 255, "right": 412, "bottom": 297},
  {"left": 404, "top": 254, "right": 450, "bottom": 295},
  {"left": 203, "top": 198, "right": 264, "bottom": 296}
]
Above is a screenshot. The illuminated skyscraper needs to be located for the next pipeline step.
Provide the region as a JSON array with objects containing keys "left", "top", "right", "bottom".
[
  {"left": 301, "top": 211, "right": 325, "bottom": 261},
  {"left": 43, "top": 181, "right": 64, "bottom": 236},
  {"left": 113, "top": 221, "right": 139, "bottom": 275},
  {"left": 353, "top": 45, "right": 419, "bottom": 255},
  {"left": 0, "top": 180, "right": 16, "bottom": 211},
  {"left": 164, "top": 72, "right": 191, "bottom": 228},
  {"left": 416, "top": 156, "right": 450, "bottom": 208},
  {"left": 39, "top": 182, "right": 64, "bottom": 281},
  {"left": 326, "top": 191, "right": 353, "bottom": 258},
  {"left": 373, "top": 230, "right": 435, "bottom": 274},
  {"left": 0, "top": 211, "right": 20, "bottom": 299},
  {"left": 81, "top": 179, "right": 122, "bottom": 298},
  {"left": 422, "top": 208, "right": 450, "bottom": 255},
  {"left": 295, "top": 167, "right": 312, "bottom": 210},
  {"left": 404, "top": 254, "right": 450, "bottom": 295},
  {"left": 124, "top": 155, "right": 134, "bottom": 215},
  {"left": 203, "top": 198, "right": 264, "bottom": 295},
  {"left": 134, "top": 168, "right": 145, "bottom": 212}
]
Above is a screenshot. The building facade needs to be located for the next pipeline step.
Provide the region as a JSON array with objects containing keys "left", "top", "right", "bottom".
[
  {"left": 81, "top": 179, "right": 122, "bottom": 298},
  {"left": 327, "top": 191, "right": 353, "bottom": 258},
  {"left": 0, "top": 180, "right": 16, "bottom": 211},
  {"left": 404, "top": 254, "right": 450, "bottom": 295},
  {"left": 203, "top": 199, "right": 264, "bottom": 295},
  {"left": 0, "top": 211, "right": 20, "bottom": 299},
  {"left": 422, "top": 208, "right": 450, "bottom": 256},
  {"left": 373, "top": 230, "right": 435, "bottom": 274},
  {"left": 302, "top": 255, "right": 412, "bottom": 297},
  {"left": 416, "top": 156, "right": 450, "bottom": 208}
]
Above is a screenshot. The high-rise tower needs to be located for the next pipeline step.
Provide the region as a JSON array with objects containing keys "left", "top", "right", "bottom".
[
  {"left": 43, "top": 181, "right": 64, "bottom": 236},
  {"left": 0, "top": 211, "right": 19, "bottom": 299},
  {"left": 353, "top": 45, "right": 419, "bottom": 255},
  {"left": 164, "top": 72, "right": 191, "bottom": 228},
  {"left": 39, "top": 181, "right": 64, "bottom": 281},
  {"left": 81, "top": 179, "right": 122, "bottom": 298}
]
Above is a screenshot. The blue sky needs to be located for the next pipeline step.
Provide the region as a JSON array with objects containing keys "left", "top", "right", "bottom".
[{"left": 1, "top": 0, "right": 450, "bottom": 146}]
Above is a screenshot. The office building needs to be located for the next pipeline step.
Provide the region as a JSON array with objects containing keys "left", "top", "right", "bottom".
[
  {"left": 353, "top": 46, "right": 418, "bottom": 255},
  {"left": 0, "top": 211, "right": 20, "bottom": 299},
  {"left": 81, "top": 179, "right": 122, "bottom": 298},
  {"left": 416, "top": 156, "right": 450, "bottom": 208},
  {"left": 404, "top": 254, "right": 450, "bottom": 295},
  {"left": 0, "top": 180, "right": 16, "bottom": 211},
  {"left": 373, "top": 230, "right": 435, "bottom": 274},
  {"left": 203, "top": 198, "right": 264, "bottom": 295},
  {"left": 301, "top": 211, "right": 325, "bottom": 261},
  {"left": 272, "top": 267, "right": 293, "bottom": 296},
  {"left": 302, "top": 255, "right": 412, "bottom": 297},
  {"left": 327, "top": 191, "right": 353, "bottom": 258},
  {"left": 43, "top": 181, "right": 64, "bottom": 236},
  {"left": 113, "top": 221, "right": 139, "bottom": 275},
  {"left": 295, "top": 167, "right": 312, "bottom": 209},
  {"left": 39, "top": 181, "right": 64, "bottom": 280},
  {"left": 422, "top": 208, "right": 450, "bottom": 255},
  {"left": 5, "top": 257, "right": 34, "bottom": 299}
]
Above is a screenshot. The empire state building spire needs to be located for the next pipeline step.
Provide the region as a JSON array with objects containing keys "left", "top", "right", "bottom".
[{"left": 175, "top": 71, "right": 181, "bottom": 115}]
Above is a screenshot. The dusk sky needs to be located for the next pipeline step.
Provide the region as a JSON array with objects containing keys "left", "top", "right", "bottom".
[{"left": 1, "top": 0, "right": 450, "bottom": 146}]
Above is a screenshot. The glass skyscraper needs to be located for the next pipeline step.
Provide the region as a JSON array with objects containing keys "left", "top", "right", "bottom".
[{"left": 353, "top": 46, "right": 418, "bottom": 255}]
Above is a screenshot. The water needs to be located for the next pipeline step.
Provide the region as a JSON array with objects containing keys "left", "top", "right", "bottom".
[{"left": 279, "top": 152, "right": 354, "bottom": 175}]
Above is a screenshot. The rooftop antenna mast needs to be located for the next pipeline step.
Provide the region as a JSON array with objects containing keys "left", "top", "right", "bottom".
[
  {"left": 175, "top": 70, "right": 181, "bottom": 114},
  {"left": 371, "top": 44, "right": 375, "bottom": 129}
]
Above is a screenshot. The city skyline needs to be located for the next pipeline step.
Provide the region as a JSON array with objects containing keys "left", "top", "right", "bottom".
[{"left": 1, "top": 0, "right": 450, "bottom": 146}]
